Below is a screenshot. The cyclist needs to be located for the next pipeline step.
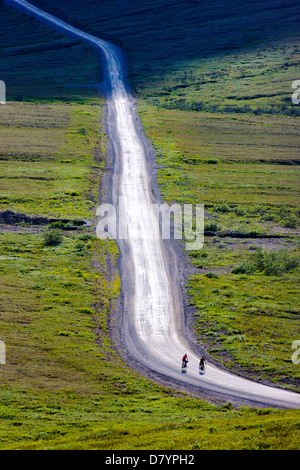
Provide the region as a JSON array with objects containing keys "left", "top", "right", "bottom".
[
  {"left": 182, "top": 354, "right": 188, "bottom": 368},
  {"left": 199, "top": 355, "right": 206, "bottom": 371}
]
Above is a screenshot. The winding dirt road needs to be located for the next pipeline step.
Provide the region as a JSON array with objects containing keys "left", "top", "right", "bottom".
[{"left": 5, "top": 0, "right": 300, "bottom": 409}]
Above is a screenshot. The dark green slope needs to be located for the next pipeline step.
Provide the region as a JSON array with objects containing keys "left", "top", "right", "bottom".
[
  {"left": 0, "top": 2, "right": 101, "bottom": 100},
  {"left": 28, "top": 0, "right": 300, "bottom": 56},
  {"left": 1, "top": 0, "right": 299, "bottom": 101}
]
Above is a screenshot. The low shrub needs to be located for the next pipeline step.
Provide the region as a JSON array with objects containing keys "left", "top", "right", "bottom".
[
  {"left": 283, "top": 216, "right": 298, "bottom": 228},
  {"left": 213, "top": 203, "right": 231, "bottom": 213},
  {"left": 232, "top": 261, "right": 255, "bottom": 274},
  {"left": 43, "top": 229, "right": 63, "bottom": 246},
  {"left": 262, "top": 251, "right": 298, "bottom": 276},
  {"left": 205, "top": 272, "right": 219, "bottom": 278},
  {"left": 232, "top": 248, "right": 299, "bottom": 276},
  {"left": 204, "top": 222, "right": 219, "bottom": 232}
]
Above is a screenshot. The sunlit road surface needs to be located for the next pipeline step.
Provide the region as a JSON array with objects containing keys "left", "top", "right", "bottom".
[{"left": 6, "top": 0, "right": 300, "bottom": 408}]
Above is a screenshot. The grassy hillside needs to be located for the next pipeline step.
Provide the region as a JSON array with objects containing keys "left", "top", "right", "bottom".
[
  {"left": 138, "top": 102, "right": 300, "bottom": 392},
  {"left": 0, "top": 0, "right": 299, "bottom": 450},
  {"left": 0, "top": 101, "right": 105, "bottom": 217},
  {"left": 0, "top": 2, "right": 101, "bottom": 100},
  {"left": 2, "top": 0, "right": 299, "bottom": 113},
  {"left": 1, "top": 99, "right": 298, "bottom": 451}
]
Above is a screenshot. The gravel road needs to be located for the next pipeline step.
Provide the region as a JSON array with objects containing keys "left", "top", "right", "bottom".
[{"left": 6, "top": 0, "right": 300, "bottom": 409}]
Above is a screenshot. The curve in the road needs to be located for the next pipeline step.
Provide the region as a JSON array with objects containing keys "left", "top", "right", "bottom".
[{"left": 5, "top": 0, "right": 300, "bottom": 409}]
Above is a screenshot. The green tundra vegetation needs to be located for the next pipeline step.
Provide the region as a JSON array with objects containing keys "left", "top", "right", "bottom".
[
  {"left": 0, "top": 0, "right": 299, "bottom": 450},
  {"left": 138, "top": 102, "right": 300, "bottom": 392}
]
